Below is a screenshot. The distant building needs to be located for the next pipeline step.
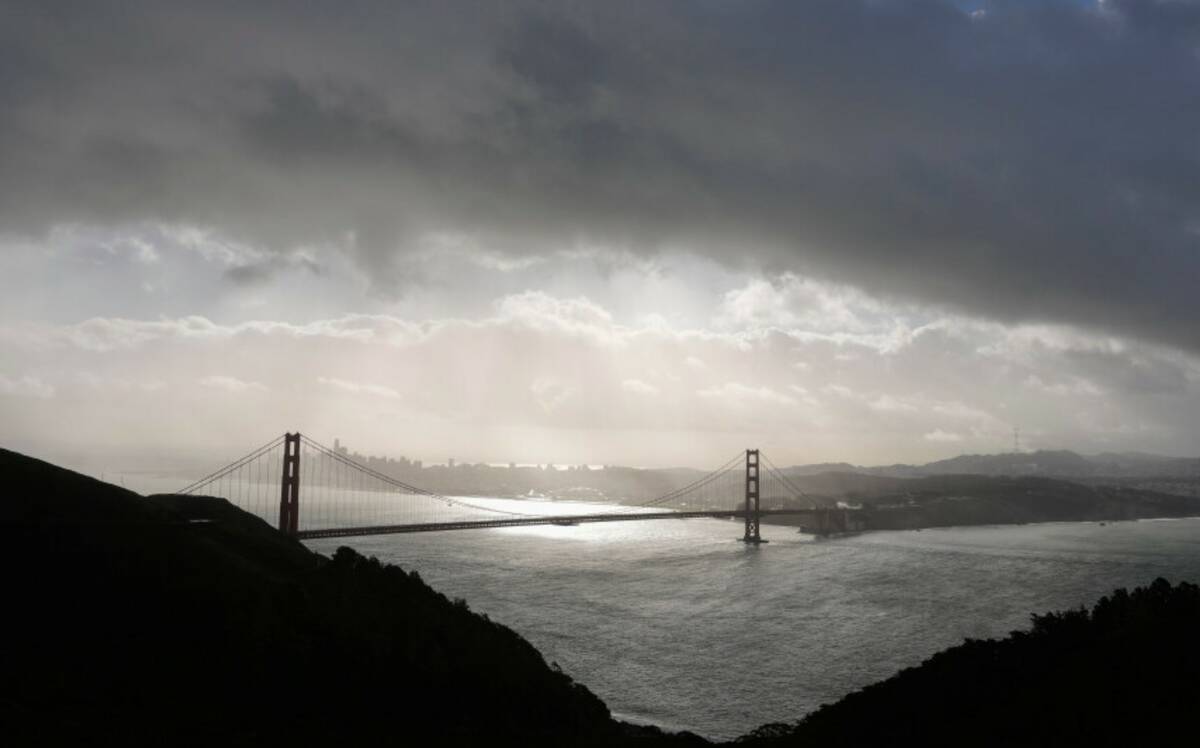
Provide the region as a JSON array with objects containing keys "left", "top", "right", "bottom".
[{"left": 448, "top": 458, "right": 456, "bottom": 469}]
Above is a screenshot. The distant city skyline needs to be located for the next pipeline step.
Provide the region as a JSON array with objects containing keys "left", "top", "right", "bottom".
[{"left": 333, "top": 436, "right": 620, "bottom": 472}]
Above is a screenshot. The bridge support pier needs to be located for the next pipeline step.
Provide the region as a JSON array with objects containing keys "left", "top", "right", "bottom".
[
  {"left": 278, "top": 432, "right": 300, "bottom": 536},
  {"left": 742, "top": 448, "right": 765, "bottom": 544}
]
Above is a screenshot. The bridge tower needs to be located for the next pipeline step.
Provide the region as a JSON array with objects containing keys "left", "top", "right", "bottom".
[
  {"left": 743, "top": 448, "right": 763, "bottom": 544},
  {"left": 278, "top": 432, "right": 301, "bottom": 536}
]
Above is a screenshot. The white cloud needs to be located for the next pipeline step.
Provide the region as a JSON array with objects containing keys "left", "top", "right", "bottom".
[
  {"left": 76, "top": 373, "right": 166, "bottom": 393},
  {"left": 162, "top": 225, "right": 267, "bottom": 268},
  {"left": 697, "top": 382, "right": 797, "bottom": 406},
  {"left": 924, "top": 429, "right": 964, "bottom": 443},
  {"left": 868, "top": 394, "right": 919, "bottom": 413},
  {"left": 124, "top": 238, "right": 160, "bottom": 265},
  {"left": 621, "top": 379, "right": 659, "bottom": 396},
  {"left": 66, "top": 316, "right": 230, "bottom": 352},
  {"left": 822, "top": 384, "right": 855, "bottom": 398},
  {"left": 0, "top": 374, "right": 54, "bottom": 399},
  {"left": 3, "top": 279, "right": 1200, "bottom": 467},
  {"left": 788, "top": 385, "right": 820, "bottom": 407},
  {"left": 714, "top": 274, "right": 920, "bottom": 356},
  {"left": 495, "top": 291, "right": 617, "bottom": 344},
  {"left": 316, "top": 377, "right": 400, "bottom": 399},
  {"left": 931, "top": 402, "right": 996, "bottom": 422},
  {"left": 198, "top": 375, "right": 267, "bottom": 393},
  {"left": 418, "top": 233, "right": 548, "bottom": 273},
  {"left": 530, "top": 377, "right": 573, "bottom": 412},
  {"left": 1023, "top": 374, "right": 1102, "bottom": 397}
]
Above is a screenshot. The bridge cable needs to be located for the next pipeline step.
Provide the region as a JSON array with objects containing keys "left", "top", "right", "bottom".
[
  {"left": 600, "top": 451, "right": 748, "bottom": 513},
  {"left": 303, "top": 436, "right": 747, "bottom": 524},
  {"left": 181, "top": 433, "right": 759, "bottom": 532},
  {"left": 298, "top": 435, "right": 542, "bottom": 518},
  {"left": 176, "top": 434, "right": 285, "bottom": 495},
  {"left": 760, "top": 452, "right": 817, "bottom": 507}
]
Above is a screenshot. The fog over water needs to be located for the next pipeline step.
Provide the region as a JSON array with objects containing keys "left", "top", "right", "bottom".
[{"left": 311, "top": 515, "right": 1200, "bottom": 740}]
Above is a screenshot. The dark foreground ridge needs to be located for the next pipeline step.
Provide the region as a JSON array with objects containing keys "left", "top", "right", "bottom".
[
  {"left": 737, "top": 580, "right": 1200, "bottom": 747},
  {"left": 5, "top": 446, "right": 1200, "bottom": 746},
  {"left": 0, "top": 447, "right": 702, "bottom": 747}
]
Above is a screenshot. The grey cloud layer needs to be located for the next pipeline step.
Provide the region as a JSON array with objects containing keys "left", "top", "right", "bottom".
[
  {"left": 3, "top": 286, "right": 1198, "bottom": 467},
  {"left": 2, "top": 1, "right": 1198, "bottom": 348}
]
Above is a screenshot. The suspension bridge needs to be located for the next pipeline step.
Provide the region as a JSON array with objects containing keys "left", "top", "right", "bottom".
[{"left": 178, "top": 433, "right": 862, "bottom": 543}]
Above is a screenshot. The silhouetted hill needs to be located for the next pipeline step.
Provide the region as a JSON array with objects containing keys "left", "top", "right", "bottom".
[
  {"left": 767, "top": 472, "right": 1200, "bottom": 530},
  {"left": 918, "top": 449, "right": 1093, "bottom": 476},
  {"left": 775, "top": 461, "right": 862, "bottom": 476},
  {"left": 866, "top": 476, "right": 1200, "bottom": 529},
  {"left": 770, "top": 471, "right": 910, "bottom": 499},
  {"left": 784, "top": 449, "right": 1200, "bottom": 481},
  {"left": 0, "top": 447, "right": 702, "bottom": 747},
  {"left": 736, "top": 578, "right": 1200, "bottom": 746}
]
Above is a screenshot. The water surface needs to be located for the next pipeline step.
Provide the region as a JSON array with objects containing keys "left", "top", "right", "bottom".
[{"left": 307, "top": 513, "right": 1200, "bottom": 740}]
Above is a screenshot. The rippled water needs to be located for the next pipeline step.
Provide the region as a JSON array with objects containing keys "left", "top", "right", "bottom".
[{"left": 306, "top": 510, "right": 1200, "bottom": 740}]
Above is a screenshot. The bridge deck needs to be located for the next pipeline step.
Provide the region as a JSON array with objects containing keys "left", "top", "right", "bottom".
[{"left": 296, "top": 508, "right": 819, "bottom": 539}]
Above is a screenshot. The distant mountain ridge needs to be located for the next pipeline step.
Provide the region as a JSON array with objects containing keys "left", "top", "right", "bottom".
[{"left": 785, "top": 449, "right": 1200, "bottom": 480}]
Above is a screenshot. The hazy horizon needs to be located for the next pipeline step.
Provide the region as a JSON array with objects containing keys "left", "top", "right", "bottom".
[{"left": 4, "top": 1, "right": 1200, "bottom": 475}]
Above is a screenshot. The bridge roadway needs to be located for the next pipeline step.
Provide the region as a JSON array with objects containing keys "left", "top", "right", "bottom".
[{"left": 295, "top": 508, "right": 822, "bottom": 540}]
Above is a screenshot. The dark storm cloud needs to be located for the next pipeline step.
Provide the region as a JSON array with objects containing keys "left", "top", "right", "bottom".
[{"left": 1, "top": 0, "right": 1198, "bottom": 349}]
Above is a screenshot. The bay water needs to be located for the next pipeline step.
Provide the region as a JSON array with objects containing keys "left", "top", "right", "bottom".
[{"left": 307, "top": 510, "right": 1200, "bottom": 740}]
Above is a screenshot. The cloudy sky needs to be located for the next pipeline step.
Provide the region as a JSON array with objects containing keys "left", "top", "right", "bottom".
[{"left": 2, "top": 0, "right": 1199, "bottom": 474}]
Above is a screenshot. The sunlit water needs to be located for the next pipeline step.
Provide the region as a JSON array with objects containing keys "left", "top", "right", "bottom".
[{"left": 300, "top": 499, "right": 1200, "bottom": 741}]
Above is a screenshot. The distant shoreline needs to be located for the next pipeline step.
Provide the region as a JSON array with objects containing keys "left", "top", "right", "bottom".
[{"left": 763, "top": 507, "right": 1200, "bottom": 537}]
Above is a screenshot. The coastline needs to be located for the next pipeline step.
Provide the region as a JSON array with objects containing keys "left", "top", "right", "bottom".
[{"left": 766, "top": 511, "right": 1200, "bottom": 539}]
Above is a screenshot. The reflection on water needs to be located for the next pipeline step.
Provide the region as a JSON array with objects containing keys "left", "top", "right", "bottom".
[
  {"left": 139, "top": 472, "right": 665, "bottom": 532},
  {"left": 307, "top": 512, "right": 1200, "bottom": 740}
]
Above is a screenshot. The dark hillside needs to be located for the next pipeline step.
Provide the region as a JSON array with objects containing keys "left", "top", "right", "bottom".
[
  {"left": 0, "top": 448, "right": 701, "bottom": 747},
  {"left": 737, "top": 578, "right": 1200, "bottom": 747}
]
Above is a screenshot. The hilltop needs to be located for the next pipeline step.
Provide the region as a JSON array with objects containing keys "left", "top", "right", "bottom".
[
  {"left": 761, "top": 472, "right": 1200, "bottom": 531},
  {"left": 737, "top": 577, "right": 1200, "bottom": 746},
  {"left": 784, "top": 448, "right": 1200, "bottom": 482},
  {"left": 0, "top": 447, "right": 702, "bottom": 746}
]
